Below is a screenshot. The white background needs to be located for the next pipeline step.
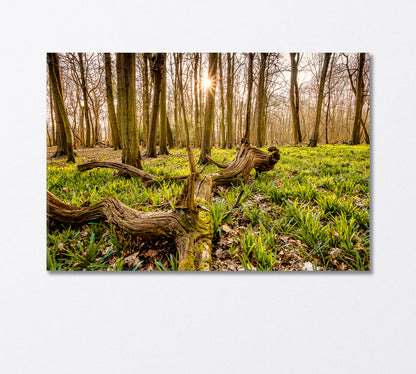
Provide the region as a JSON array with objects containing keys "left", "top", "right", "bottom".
[{"left": 1, "top": 0, "right": 415, "bottom": 373}]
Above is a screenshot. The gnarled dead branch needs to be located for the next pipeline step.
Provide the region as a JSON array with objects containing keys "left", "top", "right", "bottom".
[{"left": 47, "top": 144, "right": 280, "bottom": 271}]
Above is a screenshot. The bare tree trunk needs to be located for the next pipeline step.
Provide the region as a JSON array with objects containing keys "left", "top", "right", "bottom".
[
  {"left": 199, "top": 53, "right": 203, "bottom": 146},
  {"left": 176, "top": 53, "right": 190, "bottom": 147},
  {"left": 350, "top": 53, "right": 366, "bottom": 145},
  {"left": 290, "top": 53, "right": 302, "bottom": 144},
  {"left": 104, "top": 53, "right": 121, "bottom": 149},
  {"left": 193, "top": 53, "right": 200, "bottom": 148},
  {"left": 167, "top": 117, "right": 174, "bottom": 148},
  {"left": 325, "top": 55, "right": 335, "bottom": 144},
  {"left": 147, "top": 53, "right": 164, "bottom": 157},
  {"left": 255, "top": 53, "right": 268, "bottom": 147},
  {"left": 78, "top": 53, "right": 91, "bottom": 147},
  {"left": 243, "top": 53, "right": 254, "bottom": 143},
  {"left": 218, "top": 54, "right": 226, "bottom": 148},
  {"left": 309, "top": 53, "right": 332, "bottom": 147},
  {"left": 361, "top": 103, "right": 370, "bottom": 144},
  {"left": 116, "top": 53, "right": 143, "bottom": 169},
  {"left": 47, "top": 53, "right": 75, "bottom": 162},
  {"left": 142, "top": 53, "right": 151, "bottom": 148},
  {"left": 226, "top": 53, "right": 234, "bottom": 148},
  {"left": 48, "top": 76, "right": 56, "bottom": 146},
  {"left": 79, "top": 103, "right": 85, "bottom": 145},
  {"left": 198, "top": 53, "right": 218, "bottom": 164},
  {"left": 159, "top": 53, "right": 169, "bottom": 155},
  {"left": 172, "top": 55, "right": 180, "bottom": 147}
]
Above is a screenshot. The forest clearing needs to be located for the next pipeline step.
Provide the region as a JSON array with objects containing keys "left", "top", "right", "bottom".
[{"left": 46, "top": 52, "right": 370, "bottom": 271}]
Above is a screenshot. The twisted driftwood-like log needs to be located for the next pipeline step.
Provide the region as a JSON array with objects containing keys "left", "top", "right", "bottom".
[
  {"left": 47, "top": 143, "right": 280, "bottom": 271},
  {"left": 77, "top": 161, "right": 187, "bottom": 187}
]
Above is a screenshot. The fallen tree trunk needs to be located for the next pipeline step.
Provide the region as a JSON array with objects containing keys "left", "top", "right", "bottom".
[
  {"left": 47, "top": 143, "right": 280, "bottom": 271},
  {"left": 77, "top": 161, "right": 187, "bottom": 187}
]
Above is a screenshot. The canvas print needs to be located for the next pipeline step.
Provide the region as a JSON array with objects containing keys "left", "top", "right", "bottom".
[{"left": 47, "top": 53, "right": 370, "bottom": 271}]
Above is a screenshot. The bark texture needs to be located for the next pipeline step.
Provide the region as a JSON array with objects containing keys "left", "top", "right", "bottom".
[
  {"left": 78, "top": 53, "right": 91, "bottom": 147},
  {"left": 159, "top": 53, "right": 169, "bottom": 155},
  {"left": 309, "top": 53, "right": 332, "bottom": 147},
  {"left": 350, "top": 53, "right": 366, "bottom": 145},
  {"left": 104, "top": 53, "right": 121, "bottom": 150},
  {"left": 194, "top": 53, "right": 200, "bottom": 148},
  {"left": 255, "top": 53, "right": 268, "bottom": 147},
  {"left": 47, "top": 53, "right": 75, "bottom": 162},
  {"left": 147, "top": 53, "right": 165, "bottom": 157},
  {"left": 219, "top": 54, "right": 226, "bottom": 148},
  {"left": 116, "top": 53, "right": 143, "bottom": 169},
  {"left": 290, "top": 53, "right": 302, "bottom": 144},
  {"left": 226, "top": 53, "right": 234, "bottom": 148},
  {"left": 243, "top": 53, "right": 254, "bottom": 143}
]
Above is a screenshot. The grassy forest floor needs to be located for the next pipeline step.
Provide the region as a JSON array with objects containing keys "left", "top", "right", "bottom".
[{"left": 47, "top": 144, "right": 370, "bottom": 271}]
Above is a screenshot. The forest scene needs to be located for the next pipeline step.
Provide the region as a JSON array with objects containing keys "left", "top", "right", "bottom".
[{"left": 46, "top": 52, "right": 370, "bottom": 272}]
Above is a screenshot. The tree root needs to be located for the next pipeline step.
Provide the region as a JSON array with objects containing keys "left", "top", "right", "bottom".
[{"left": 48, "top": 143, "right": 280, "bottom": 271}]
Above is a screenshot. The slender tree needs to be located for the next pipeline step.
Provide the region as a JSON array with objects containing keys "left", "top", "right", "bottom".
[
  {"left": 226, "top": 53, "right": 234, "bottom": 148},
  {"left": 255, "top": 53, "right": 268, "bottom": 147},
  {"left": 176, "top": 53, "right": 190, "bottom": 147},
  {"left": 147, "top": 53, "right": 165, "bottom": 157},
  {"left": 218, "top": 54, "right": 226, "bottom": 148},
  {"left": 243, "top": 53, "right": 254, "bottom": 143},
  {"left": 290, "top": 53, "right": 302, "bottom": 144},
  {"left": 167, "top": 117, "right": 174, "bottom": 148},
  {"left": 159, "top": 53, "right": 169, "bottom": 155},
  {"left": 104, "top": 53, "right": 121, "bottom": 149},
  {"left": 47, "top": 53, "right": 75, "bottom": 162},
  {"left": 48, "top": 76, "right": 56, "bottom": 146},
  {"left": 172, "top": 55, "right": 180, "bottom": 147},
  {"left": 78, "top": 53, "right": 91, "bottom": 147},
  {"left": 142, "top": 53, "right": 151, "bottom": 147},
  {"left": 324, "top": 54, "right": 335, "bottom": 144},
  {"left": 116, "top": 53, "right": 142, "bottom": 169},
  {"left": 349, "top": 53, "right": 367, "bottom": 145},
  {"left": 193, "top": 53, "right": 200, "bottom": 148},
  {"left": 198, "top": 53, "right": 218, "bottom": 164},
  {"left": 309, "top": 53, "right": 332, "bottom": 147}
]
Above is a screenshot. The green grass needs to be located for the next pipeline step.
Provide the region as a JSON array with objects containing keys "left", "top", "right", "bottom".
[{"left": 47, "top": 144, "right": 370, "bottom": 271}]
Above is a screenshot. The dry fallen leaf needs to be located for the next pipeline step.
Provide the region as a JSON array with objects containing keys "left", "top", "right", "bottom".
[
  {"left": 221, "top": 224, "right": 234, "bottom": 234},
  {"left": 303, "top": 262, "right": 313, "bottom": 271}
]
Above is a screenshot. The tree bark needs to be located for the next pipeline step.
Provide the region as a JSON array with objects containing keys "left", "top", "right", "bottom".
[
  {"left": 243, "top": 53, "right": 254, "bottom": 144},
  {"left": 350, "top": 53, "right": 366, "bottom": 145},
  {"left": 104, "top": 53, "right": 121, "bottom": 150},
  {"left": 308, "top": 53, "right": 331, "bottom": 147},
  {"left": 159, "top": 53, "right": 169, "bottom": 155},
  {"left": 198, "top": 53, "right": 218, "bottom": 164},
  {"left": 176, "top": 53, "right": 191, "bottom": 147},
  {"left": 290, "top": 53, "right": 302, "bottom": 144},
  {"left": 116, "top": 53, "right": 143, "bottom": 169},
  {"left": 142, "top": 53, "right": 151, "bottom": 147},
  {"left": 47, "top": 53, "right": 75, "bottom": 162},
  {"left": 167, "top": 117, "right": 174, "bottom": 148},
  {"left": 255, "top": 53, "right": 268, "bottom": 147},
  {"left": 78, "top": 53, "right": 91, "bottom": 147},
  {"left": 324, "top": 55, "right": 335, "bottom": 144},
  {"left": 226, "top": 53, "right": 235, "bottom": 148},
  {"left": 193, "top": 53, "right": 200, "bottom": 148},
  {"left": 146, "top": 53, "right": 164, "bottom": 157},
  {"left": 48, "top": 76, "right": 56, "bottom": 146},
  {"left": 218, "top": 54, "right": 226, "bottom": 148}
]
